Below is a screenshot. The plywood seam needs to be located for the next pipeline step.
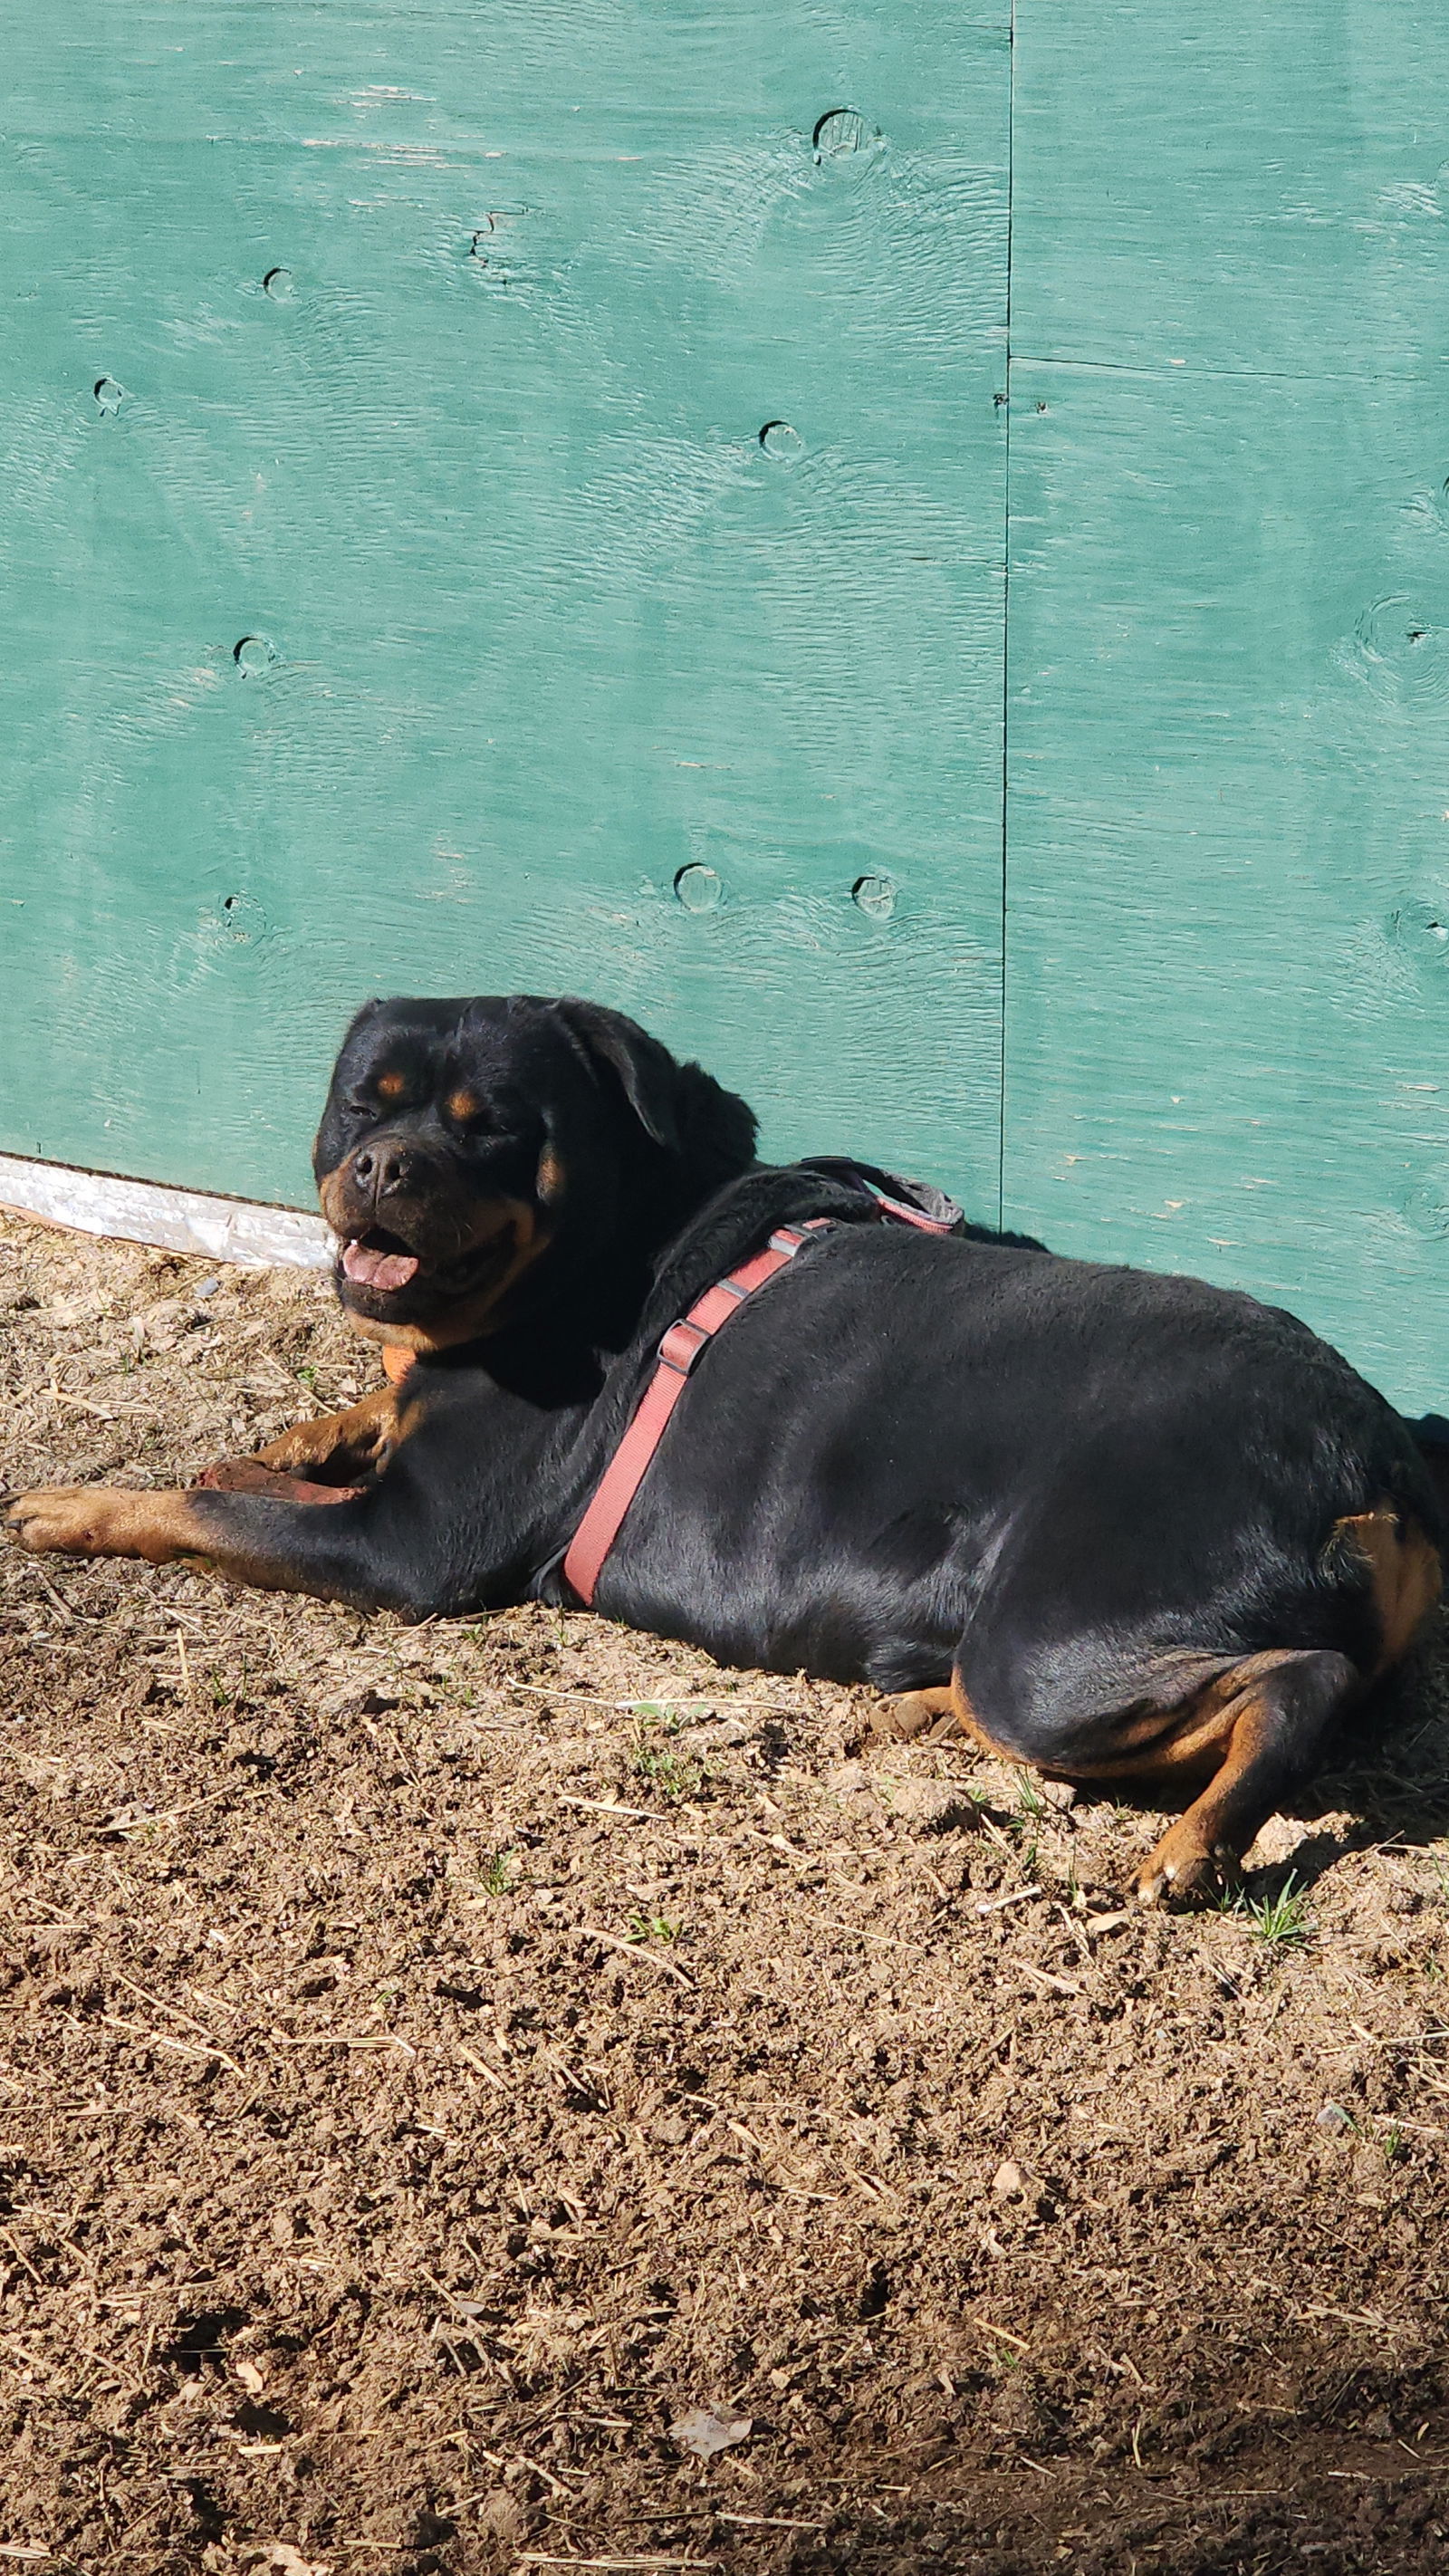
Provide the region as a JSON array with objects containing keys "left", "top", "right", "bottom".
[{"left": 995, "top": 0, "right": 1017, "bottom": 1233}]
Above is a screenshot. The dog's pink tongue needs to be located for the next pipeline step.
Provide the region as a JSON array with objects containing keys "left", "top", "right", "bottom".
[{"left": 342, "top": 1240, "right": 419, "bottom": 1292}]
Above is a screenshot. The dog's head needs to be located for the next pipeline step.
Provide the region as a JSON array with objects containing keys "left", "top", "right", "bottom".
[{"left": 314, "top": 995, "right": 758, "bottom": 1352}]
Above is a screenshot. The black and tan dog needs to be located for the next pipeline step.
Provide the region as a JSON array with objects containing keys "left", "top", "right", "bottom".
[{"left": 6, "top": 994, "right": 1443, "bottom": 1903}]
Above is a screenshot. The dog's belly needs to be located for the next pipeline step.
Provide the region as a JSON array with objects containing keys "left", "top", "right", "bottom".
[{"left": 601, "top": 1514, "right": 983, "bottom": 1691}]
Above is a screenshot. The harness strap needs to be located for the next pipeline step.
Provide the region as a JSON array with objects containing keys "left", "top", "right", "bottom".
[
  {"left": 562, "top": 1220, "right": 833, "bottom": 1608},
  {"left": 862, "top": 1181, "right": 956, "bottom": 1233}
]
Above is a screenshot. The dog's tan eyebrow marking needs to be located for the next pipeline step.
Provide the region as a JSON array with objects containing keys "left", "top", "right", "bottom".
[
  {"left": 446, "top": 1088, "right": 481, "bottom": 1123},
  {"left": 376, "top": 1072, "right": 407, "bottom": 1101}
]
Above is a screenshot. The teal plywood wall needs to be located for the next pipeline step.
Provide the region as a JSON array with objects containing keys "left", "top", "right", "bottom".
[
  {"left": 1003, "top": 1, "right": 1449, "bottom": 1408},
  {"left": 0, "top": 4, "right": 1011, "bottom": 1208},
  {"left": 6, "top": 2, "right": 1449, "bottom": 1408}
]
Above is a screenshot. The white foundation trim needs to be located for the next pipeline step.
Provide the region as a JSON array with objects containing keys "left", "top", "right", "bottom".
[{"left": 0, "top": 1152, "right": 332, "bottom": 1270}]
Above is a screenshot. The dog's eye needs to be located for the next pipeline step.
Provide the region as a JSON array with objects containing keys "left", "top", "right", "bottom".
[{"left": 443, "top": 1088, "right": 493, "bottom": 1131}]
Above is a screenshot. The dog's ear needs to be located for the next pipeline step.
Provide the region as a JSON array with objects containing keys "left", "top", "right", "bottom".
[
  {"left": 551, "top": 999, "right": 686, "bottom": 1150},
  {"left": 334, "top": 996, "right": 384, "bottom": 1059},
  {"left": 550, "top": 996, "right": 758, "bottom": 1185}
]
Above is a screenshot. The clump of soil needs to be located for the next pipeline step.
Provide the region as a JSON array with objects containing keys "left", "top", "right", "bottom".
[{"left": 2, "top": 1206, "right": 1449, "bottom": 2571}]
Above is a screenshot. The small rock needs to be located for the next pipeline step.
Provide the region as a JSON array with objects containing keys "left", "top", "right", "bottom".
[
  {"left": 825, "top": 1762, "right": 873, "bottom": 1798},
  {"left": 669, "top": 2401, "right": 753, "bottom": 2460},
  {"left": 477, "top": 2491, "right": 526, "bottom": 2543},
  {"left": 1316, "top": 2102, "right": 1354, "bottom": 2134},
  {"left": 137, "top": 1295, "right": 187, "bottom": 1350},
  {"left": 992, "top": 2158, "right": 1029, "bottom": 2201},
  {"left": 885, "top": 1777, "right": 980, "bottom": 1835}
]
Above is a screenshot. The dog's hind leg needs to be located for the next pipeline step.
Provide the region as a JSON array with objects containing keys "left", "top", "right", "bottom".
[
  {"left": 938, "top": 1648, "right": 1358, "bottom": 1907},
  {"left": 1118, "top": 1649, "right": 1358, "bottom": 1905}
]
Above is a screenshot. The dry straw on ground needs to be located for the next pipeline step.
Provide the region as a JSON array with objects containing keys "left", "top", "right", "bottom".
[{"left": 2, "top": 1209, "right": 1449, "bottom": 2571}]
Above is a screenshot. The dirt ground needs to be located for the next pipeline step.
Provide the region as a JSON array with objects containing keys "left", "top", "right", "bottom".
[{"left": 3, "top": 1207, "right": 1449, "bottom": 2573}]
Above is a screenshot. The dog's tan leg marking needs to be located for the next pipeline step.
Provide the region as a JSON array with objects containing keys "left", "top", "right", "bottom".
[
  {"left": 878, "top": 1686, "right": 958, "bottom": 1743},
  {"left": 6, "top": 1486, "right": 221, "bottom": 1569},
  {"left": 1128, "top": 1649, "right": 1360, "bottom": 1908},
  {"left": 892, "top": 1659, "right": 1359, "bottom": 1910},
  {"left": 1327, "top": 1509, "right": 1441, "bottom": 1671},
  {"left": 883, "top": 1674, "right": 1040, "bottom": 1754},
  {"left": 255, "top": 1388, "right": 399, "bottom": 1479},
  {"left": 5, "top": 1486, "right": 318, "bottom": 1592},
  {"left": 1128, "top": 1664, "right": 1301, "bottom": 1908}
]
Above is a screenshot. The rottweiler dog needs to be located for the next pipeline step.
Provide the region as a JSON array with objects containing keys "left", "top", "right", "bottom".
[{"left": 6, "top": 993, "right": 1444, "bottom": 1905}]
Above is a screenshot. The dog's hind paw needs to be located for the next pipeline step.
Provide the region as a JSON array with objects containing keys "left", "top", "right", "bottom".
[{"left": 1134, "top": 1821, "right": 1237, "bottom": 1910}]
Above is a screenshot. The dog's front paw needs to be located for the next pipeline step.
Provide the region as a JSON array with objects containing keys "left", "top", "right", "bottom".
[
  {"left": 255, "top": 1425, "right": 344, "bottom": 1474},
  {"left": 6, "top": 1486, "right": 122, "bottom": 1557},
  {"left": 872, "top": 1687, "right": 960, "bottom": 1745},
  {"left": 255, "top": 1389, "right": 395, "bottom": 1481},
  {"left": 5, "top": 1485, "right": 202, "bottom": 1567}
]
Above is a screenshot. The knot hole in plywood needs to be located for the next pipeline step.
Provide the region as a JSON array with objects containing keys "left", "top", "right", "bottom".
[
  {"left": 233, "top": 635, "right": 279, "bottom": 679},
  {"left": 812, "top": 108, "right": 875, "bottom": 161},
  {"left": 674, "top": 865, "right": 724, "bottom": 913}
]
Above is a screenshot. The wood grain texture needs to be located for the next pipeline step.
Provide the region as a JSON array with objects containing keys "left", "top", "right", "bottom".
[
  {"left": 1012, "top": 1, "right": 1449, "bottom": 379},
  {"left": 1003, "top": 358, "right": 1449, "bottom": 1409},
  {"left": 1, "top": 2, "right": 1010, "bottom": 1210},
  {"left": 1005, "top": 1, "right": 1449, "bottom": 1408}
]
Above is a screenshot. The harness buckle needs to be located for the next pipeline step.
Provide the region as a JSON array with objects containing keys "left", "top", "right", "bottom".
[{"left": 658, "top": 1317, "right": 710, "bottom": 1374}]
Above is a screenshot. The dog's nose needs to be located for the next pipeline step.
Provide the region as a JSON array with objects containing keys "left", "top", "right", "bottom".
[{"left": 353, "top": 1141, "right": 417, "bottom": 1199}]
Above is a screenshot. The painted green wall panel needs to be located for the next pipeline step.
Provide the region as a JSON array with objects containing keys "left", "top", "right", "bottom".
[
  {"left": 1003, "top": 359, "right": 1449, "bottom": 1408},
  {"left": 1, "top": 4, "right": 1010, "bottom": 1211},
  {"left": 17, "top": 0, "right": 1438, "bottom": 1408},
  {"left": 1006, "top": 0, "right": 1449, "bottom": 1407},
  {"left": 1012, "top": 1, "right": 1449, "bottom": 378}
]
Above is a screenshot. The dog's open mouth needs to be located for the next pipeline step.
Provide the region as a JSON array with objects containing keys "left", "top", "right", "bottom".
[
  {"left": 336, "top": 1221, "right": 520, "bottom": 1308},
  {"left": 341, "top": 1228, "right": 422, "bottom": 1293}
]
